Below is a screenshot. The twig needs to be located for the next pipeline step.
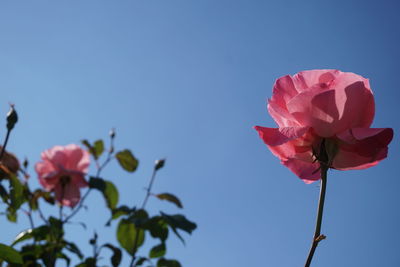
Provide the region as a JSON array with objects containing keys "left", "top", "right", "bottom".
[
  {"left": 37, "top": 205, "right": 49, "bottom": 225},
  {"left": 141, "top": 169, "right": 157, "bottom": 209},
  {"left": 22, "top": 208, "right": 35, "bottom": 229},
  {"left": 130, "top": 166, "right": 160, "bottom": 267},
  {"left": 0, "top": 130, "right": 11, "bottom": 161}
]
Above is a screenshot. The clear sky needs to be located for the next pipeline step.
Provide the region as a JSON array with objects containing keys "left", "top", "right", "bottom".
[{"left": 1, "top": 0, "right": 399, "bottom": 266}]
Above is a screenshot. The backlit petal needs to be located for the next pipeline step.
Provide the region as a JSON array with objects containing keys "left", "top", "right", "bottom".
[
  {"left": 333, "top": 128, "right": 393, "bottom": 170},
  {"left": 282, "top": 158, "right": 321, "bottom": 183}
]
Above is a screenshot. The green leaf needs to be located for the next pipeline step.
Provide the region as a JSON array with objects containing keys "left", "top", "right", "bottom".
[
  {"left": 76, "top": 257, "right": 96, "bottom": 267},
  {"left": 103, "top": 181, "right": 118, "bottom": 209},
  {"left": 103, "top": 243, "right": 122, "bottom": 267},
  {"left": 81, "top": 139, "right": 91, "bottom": 149},
  {"left": 64, "top": 241, "right": 83, "bottom": 259},
  {"left": 157, "top": 258, "right": 181, "bottom": 267},
  {"left": 117, "top": 219, "right": 145, "bottom": 256},
  {"left": 93, "top": 140, "right": 104, "bottom": 159},
  {"left": 106, "top": 206, "right": 135, "bottom": 226},
  {"left": 29, "top": 189, "right": 55, "bottom": 210},
  {"left": 135, "top": 257, "right": 149, "bottom": 266},
  {"left": 6, "top": 206, "right": 17, "bottom": 222},
  {"left": 112, "top": 205, "right": 134, "bottom": 219},
  {"left": 81, "top": 139, "right": 94, "bottom": 155},
  {"left": 160, "top": 213, "right": 196, "bottom": 234},
  {"left": 49, "top": 216, "right": 63, "bottom": 228},
  {"left": 12, "top": 229, "right": 34, "bottom": 246},
  {"left": 0, "top": 184, "right": 9, "bottom": 202},
  {"left": 129, "top": 209, "right": 149, "bottom": 227},
  {"left": 144, "top": 216, "right": 168, "bottom": 242},
  {"left": 57, "top": 252, "right": 71, "bottom": 267},
  {"left": 20, "top": 244, "right": 43, "bottom": 264},
  {"left": 156, "top": 193, "right": 183, "bottom": 208},
  {"left": 9, "top": 175, "right": 24, "bottom": 210},
  {"left": 115, "top": 150, "right": 138, "bottom": 172},
  {"left": 48, "top": 217, "right": 64, "bottom": 242},
  {"left": 12, "top": 225, "right": 51, "bottom": 246},
  {"left": 160, "top": 212, "right": 196, "bottom": 244},
  {"left": 89, "top": 177, "right": 119, "bottom": 210},
  {"left": 82, "top": 139, "right": 104, "bottom": 160},
  {"left": 33, "top": 225, "right": 51, "bottom": 241},
  {"left": 149, "top": 243, "right": 166, "bottom": 259},
  {"left": 0, "top": 243, "right": 23, "bottom": 264}
]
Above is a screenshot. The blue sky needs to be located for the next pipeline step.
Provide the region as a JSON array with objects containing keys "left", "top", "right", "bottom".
[{"left": 1, "top": 0, "right": 399, "bottom": 266}]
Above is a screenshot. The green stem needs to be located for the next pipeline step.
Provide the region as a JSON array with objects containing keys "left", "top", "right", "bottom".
[
  {"left": 141, "top": 168, "right": 157, "bottom": 209},
  {"left": 304, "top": 165, "right": 328, "bottom": 267},
  {"left": 130, "top": 168, "right": 158, "bottom": 267}
]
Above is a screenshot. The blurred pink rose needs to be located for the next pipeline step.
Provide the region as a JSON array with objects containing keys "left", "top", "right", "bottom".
[
  {"left": 255, "top": 69, "right": 393, "bottom": 183},
  {"left": 35, "top": 144, "right": 90, "bottom": 207}
]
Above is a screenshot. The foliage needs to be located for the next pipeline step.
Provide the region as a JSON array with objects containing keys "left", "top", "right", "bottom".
[{"left": 0, "top": 106, "right": 196, "bottom": 267}]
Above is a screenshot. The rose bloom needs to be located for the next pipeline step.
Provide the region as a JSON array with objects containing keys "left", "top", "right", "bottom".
[
  {"left": 35, "top": 144, "right": 90, "bottom": 207},
  {"left": 255, "top": 69, "right": 393, "bottom": 183}
]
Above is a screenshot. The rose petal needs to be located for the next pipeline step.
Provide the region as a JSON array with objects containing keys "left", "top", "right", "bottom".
[
  {"left": 39, "top": 175, "right": 60, "bottom": 191},
  {"left": 63, "top": 144, "right": 90, "bottom": 173},
  {"left": 292, "top": 69, "right": 339, "bottom": 91},
  {"left": 268, "top": 75, "right": 302, "bottom": 127},
  {"left": 35, "top": 161, "right": 59, "bottom": 190},
  {"left": 267, "top": 99, "right": 300, "bottom": 127},
  {"left": 282, "top": 158, "right": 321, "bottom": 183},
  {"left": 333, "top": 128, "right": 393, "bottom": 170},
  {"left": 287, "top": 81, "right": 374, "bottom": 137},
  {"left": 287, "top": 86, "right": 339, "bottom": 137},
  {"left": 71, "top": 173, "right": 89, "bottom": 188},
  {"left": 42, "top": 146, "right": 68, "bottom": 169},
  {"left": 332, "top": 148, "right": 388, "bottom": 171},
  {"left": 272, "top": 75, "right": 299, "bottom": 104},
  {"left": 254, "top": 126, "right": 309, "bottom": 146},
  {"left": 334, "top": 80, "right": 375, "bottom": 130},
  {"left": 35, "top": 161, "right": 55, "bottom": 178},
  {"left": 254, "top": 126, "right": 318, "bottom": 163}
]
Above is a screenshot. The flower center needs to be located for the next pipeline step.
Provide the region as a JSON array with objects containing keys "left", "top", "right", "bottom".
[
  {"left": 60, "top": 175, "right": 71, "bottom": 187},
  {"left": 312, "top": 138, "right": 338, "bottom": 168}
]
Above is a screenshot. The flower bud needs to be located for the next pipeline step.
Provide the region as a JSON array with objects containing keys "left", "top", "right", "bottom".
[
  {"left": 6, "top": 105, "right": 18, "bottom": 131},
  {"left": 109, "top": 128, "right": 116, "bottom": 139},
  {"left": 155, "top": 159, "right": 166, "bottom": 171}
]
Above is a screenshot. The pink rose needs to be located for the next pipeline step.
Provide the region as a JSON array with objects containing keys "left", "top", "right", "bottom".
[
  {"left": 35, "top": 144, "right": 90, "bottom": 207},
  {"left": 255, "top": 69, "right": 393, "bottom": 183}
]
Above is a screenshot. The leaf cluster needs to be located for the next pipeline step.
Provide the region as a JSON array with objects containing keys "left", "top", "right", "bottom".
[{"left": 0, "top": 120, "right": 196, "bottom": 267}]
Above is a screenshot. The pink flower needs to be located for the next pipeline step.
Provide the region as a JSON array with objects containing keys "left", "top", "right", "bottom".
[
  {"left": 255, "top": 69, "right": 393, "bottom": 183},
  {"left": 35, "top": 144, "right": 90, "bottom": 207}
]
